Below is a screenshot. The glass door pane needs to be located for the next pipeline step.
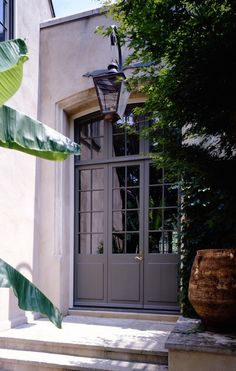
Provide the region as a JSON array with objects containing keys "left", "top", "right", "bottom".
[
  {"left": 112, "top": 165, "right": 140, "bottom": 254},
  {"left": 148, "top": 164, "right": 179, "bottom": 254},
  {"left": 76, "top": 168, "right": 105, "bottom": 255}
]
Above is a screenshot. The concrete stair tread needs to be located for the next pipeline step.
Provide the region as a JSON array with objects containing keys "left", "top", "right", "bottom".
[
  {"left": 0, "top": 335, "right": 168, "bottom": 355},
  {"left": 0, "top": 348, "right": 168, "bottom": 370},
  {"left": 0, "top": 315, "right": 174, "bottom": 367},
  {"left": 0, "top": 315, "right": 173, "bottom": 354},
  {"left": 0, "top": 316, "right": 174, "bottom": 357}
]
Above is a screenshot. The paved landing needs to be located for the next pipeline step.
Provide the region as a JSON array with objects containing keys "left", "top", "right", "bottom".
[{"left": 0, "top": 315, "right": 175, "bottom": 354}]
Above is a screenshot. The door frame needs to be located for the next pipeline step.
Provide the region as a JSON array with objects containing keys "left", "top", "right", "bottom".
[{"left": 73, "top": 111, "right": 180, "bottom": 311}]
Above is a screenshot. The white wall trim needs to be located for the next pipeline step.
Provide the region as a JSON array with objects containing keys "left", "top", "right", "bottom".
[{"left": 54, "top": 105, "right": 65, "bottom": 258}]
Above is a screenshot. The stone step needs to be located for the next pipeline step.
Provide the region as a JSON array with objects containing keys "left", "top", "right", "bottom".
[
  {"left": 0, "top": 348, "right": 168, "bottom": 371},
  {"left": 0, "top": 336, "right": 168, "bottom": 365},
  {"left": 0, "top": 316, "right": 173, "bottom": 365}
]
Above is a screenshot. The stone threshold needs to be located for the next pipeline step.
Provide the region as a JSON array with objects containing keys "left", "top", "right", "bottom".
[{"left": 68, "top": 309, "right": 179, "bottom": 323}]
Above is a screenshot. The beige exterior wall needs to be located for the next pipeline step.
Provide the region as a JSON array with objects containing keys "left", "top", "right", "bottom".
[
  {"left": 169, "top": 349, "right": 236, "bottom": 371},
  {"left": 0, "top": 0, "right": 54, "bottom": 329},
  {"left": 38, "top": 10, "right": 143, "bottom": 313}
]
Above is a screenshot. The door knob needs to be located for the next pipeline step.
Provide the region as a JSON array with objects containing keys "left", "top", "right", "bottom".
[{"left": 135, "top": 253, "right": 143, "bottom": 262}]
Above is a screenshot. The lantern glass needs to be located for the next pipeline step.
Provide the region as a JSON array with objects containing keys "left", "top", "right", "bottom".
[{"left": 93, "top": 71, "right": 130, "bottom": 119}]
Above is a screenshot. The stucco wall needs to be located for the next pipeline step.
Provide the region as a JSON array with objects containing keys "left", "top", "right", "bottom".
[
  {"left": 0, "top": 0, "right": 54, "bottom": 329},
  {"left": 38, "top": 9, "right": 143, "bottom": 313}
]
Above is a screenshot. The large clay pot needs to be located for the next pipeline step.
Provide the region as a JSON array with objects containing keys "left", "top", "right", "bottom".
[{"left": 188, "top": 248, "right": 236, "bottom": 332}]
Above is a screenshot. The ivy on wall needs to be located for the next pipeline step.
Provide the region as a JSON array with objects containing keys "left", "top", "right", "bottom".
[{"left": 105, "top": 0, "right": 236, "bottom": 314}]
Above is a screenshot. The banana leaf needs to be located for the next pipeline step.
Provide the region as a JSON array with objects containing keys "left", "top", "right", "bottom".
[
  {"left": 0, "top": 258, "right": 62, "bottom": 328},
  {"left": 0, "top": 105, "right": 80, "bottom": 160},
  {"left": 0, "top": 39, "right": 28, "bottom": 106}
]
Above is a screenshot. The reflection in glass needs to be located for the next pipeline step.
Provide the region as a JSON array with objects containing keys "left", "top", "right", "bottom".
[
  {"left": 164, "top": 185, "right": 179, "bottom": 207},
  {"left": 0, "top": 28, "right": 5, "bottom": 43},
  {"left": 164, "top": 208, "right": 178, "bottom": 230},
  {"left": 113, "top": 134, "right": 125, "bottom": 156},
  {"left": 92, "top": 234, "right": 104, "bottom": 254},
  {"left": 92, "top": 137, "right": 103, "bottom": 159},
  {"left": 92, "top": 121, "right": 104, "bottom": 137},
  {"left": 112, "top": 113, "right": 140, "bottom": 157},
  {"left": 148, "top": 162, "right": 180, "bottom": 254},
  {"left": 92, "top": 169, "right": 104, "bottom": 189},
  {"left": 126, "top": 211, "right": 139, "bottom": 231},
  {"left": 79, "top": 234, "right": 90, "bottom": 254},
  {"left": 80, "top": 191, "right": 91, "bottom": 211},
  {"left": 126, "top": 233, "right": 139, "bottom": 254},
  {"left": 113, "top": 233, "right": 125, "bottom": 253},
  {"left": 127, "top": 135, "right": 139, "bottom": 155},
  {"left": 92, "top": 212, "right": 104, "bottom": 233},
  {"left": 149, "top": 165, "right": 163, "bottom": 185},
  {"left": 80, "top": 138, "right": 92, "bottom": 160},
  {"left": 80, "top": 213, "right": 91, "bottom": 233},
  {"left": 171, "top": 231, "right": 179, "bottom": 254},
  {"left": 113, "top": 167, "right": 125, "bottom": 187},
  {"left": 163, "top": 231, "right": 178, "bottom": 253},
  {"left": 127, "top": 166, "right": 140, "bottom": 186},
  {"left": 149, "top": 186, "right": 163, "bottom": 207},
  {"left": 0, "top": 3, "right": 4, "bottom": 23},
  {"left": 77, "top": 120, "right": 104, "bottom": 161},
  {"left": 92, "top": 191, "right": 104, "bottom": 211},
  {"left": 113, "top": 211, "right": 125, "bottom": 232},
  {"left": 80, "top": 122, "right": 91, "bottom": 138},
  {"left": 113, "top": 121, "right": 125, "bottom": 134},
  {"left": 149, "top": 232, "right": 163, "bottom": 253},
  {"left": 113, "top": 189, "right": 125, "bottom": 210},
  {"left": 149, "top": 209, "right": 162, "bottom": 230},
  {"left": 149, "top": 231, "right": 179, "bottom": 254},
  {"left": 80, "top": 170, "right": 90, "bottom": 190},
  {"left": 127, "top": 188, "right": 139, "bottom": 209}
]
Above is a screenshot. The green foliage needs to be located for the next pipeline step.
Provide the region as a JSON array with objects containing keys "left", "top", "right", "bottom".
[
  {"left": 0, "top": 259, "right": 62, "bottom": 328},
  {"left": 107, "top": 0, "right": 236, "bottom": 315},
  {"left": 0, "top": 105, "right": 80, "bottom": 160},
  {"left": 0, "top": 39, "right": 28, "bottom": 106}
]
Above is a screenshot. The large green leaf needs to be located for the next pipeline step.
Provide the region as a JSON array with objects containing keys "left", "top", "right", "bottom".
[
  {"left": 0, "top": 39, "right": 28, "bottom": 106},
  {"left": 0, "top": 105, "right": 80, "bottom": 160},
  {"left": 0, "top": 258, "right": 62, "bottom": 328}
]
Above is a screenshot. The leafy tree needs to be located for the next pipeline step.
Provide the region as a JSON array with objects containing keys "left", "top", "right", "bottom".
[
  {"left": 105, "top": 0, "right": 236, "bottom": 315},
  {"left": 0, "top": 39, "right": 80, "bottom": 328}
]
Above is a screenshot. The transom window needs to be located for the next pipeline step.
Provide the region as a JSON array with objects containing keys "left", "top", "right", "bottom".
[
  {"left": 112, "top": 114, "right": 141, "bottom": 156},
  {"left": 0, "top": 0, "right": 14, "bottom": 42},
  {"left": 74, "top": 110, "right": 148, "bottom": 163}
]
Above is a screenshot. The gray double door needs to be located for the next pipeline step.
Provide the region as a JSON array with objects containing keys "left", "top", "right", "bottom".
[{"left": 74, "top": 159, "right": 179, "bottom": 311}]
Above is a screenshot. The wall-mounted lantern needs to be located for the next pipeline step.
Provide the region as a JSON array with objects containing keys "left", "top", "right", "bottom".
[
  {"left": 93, "top": 62, "right": 130, "bottom": 121},
  {"left": 84, "top": 25, "right": 130, "bottom": 121}
]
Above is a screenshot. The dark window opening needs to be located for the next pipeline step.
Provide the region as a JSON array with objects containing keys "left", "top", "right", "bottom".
[{"left": 0, "top": 0, "right": 14, "bottom": 42}]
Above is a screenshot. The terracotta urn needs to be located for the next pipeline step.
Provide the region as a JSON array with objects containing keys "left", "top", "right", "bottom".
[{"left": 188, "top": 248, "right": 236, "bottom": 332}]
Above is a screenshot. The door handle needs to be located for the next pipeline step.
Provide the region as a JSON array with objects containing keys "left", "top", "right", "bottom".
[{"left": 135, "top": 253, "right": 143, "bottom": 262}]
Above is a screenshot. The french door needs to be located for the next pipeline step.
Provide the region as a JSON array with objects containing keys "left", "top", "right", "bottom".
[
  {"left": 74, "top": 159, "right": 179, "bottom": 310},
  {"left": 74, "top": 111, "right": 179, "bottom": 311}
]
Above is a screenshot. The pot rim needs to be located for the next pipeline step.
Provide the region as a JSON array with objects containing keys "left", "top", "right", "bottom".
[{"left": 197, "top": 248, "right": 236, "bottom": 256}]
